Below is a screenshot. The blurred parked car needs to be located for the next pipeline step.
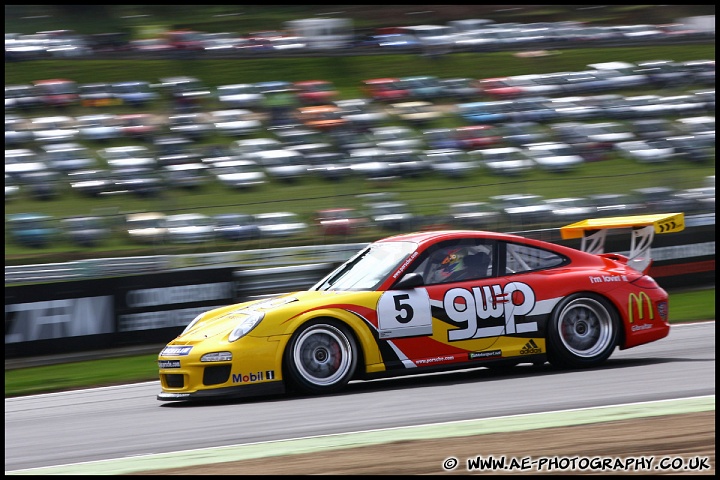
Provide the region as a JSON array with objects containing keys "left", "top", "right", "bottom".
[
  {"left": 473, "top": 146, "right": 534, "bottom": 176},
  {"left": 447, "top": 201, "right": 501, "bottom": 229},
  {"left": 98, "top": 145, "right": 156, "bottom": 169},
  {"left": 424, "top": 148, "right": 478, "bottom": 178},
  {"left": 30, "top": 115, "right": 79, "bottom": 144},
  {"left": 296, "top": 105, "right": 347, "bottom": 131},
  {"left": 524, "top": 141, "right": 585, "bottom": 172},
  {"left": 362, "top": 77, "right": 410, "bottom": 102},
  {"left": 315, "top": 208, "right": 368, "bottom": 236},
  {"left": 116, "top": 113, "right": 163, "bottom": 140},
  {"left": 7, "top": 213, "right": 57, "bottom": 248},
  {"left": 489, "top": 193, "right": 554, "bottom": 228},
  {"left": 167, "top": 112, "right": 214, "bottom": 140},
  {"left": 294, "top": 80, "right": 339, "bottom": 105},
  {"left": 334, "top": 98, "right": 389, "bottom": 130},
  {"left": 111, "top": 80, "right": 159, "bottom": 108},
  {"left": 216, "top": 83, "right": 264, "bottom": 109},
  {"left": 5, "top": 84, "right": 42, "bottom": 111},
  {"left": 366, "top": 201, "right": 416, "bottom": 232},
  {"left": 387, "top": 101, "right": 444, "bottom": 126},
  {"left": 40, "top": 142, "right": 96, "bottom": 173},
  {"left": 5, "top": 114, "right": 34, "bottom": 145},
  {"left": 159, "top": 76, "right": 213, "bottom": 111},
  {"left": 78, "top": 82, "right": 119, "bottom": 108},
  {"left": 209, "top": 109, "right": 261, "bottom": 136},
  {"left": 254, "top": 211, "right": 309, "bottom": 238},
  {"left": 76, "top": 113, "right": 122, "bottom": 142},
  {"left": 126, "top": 212, "right": 167, "bottom": 244},
  {"left": 67, "top": 168, "right": 115, "bottom": 197},
  {"left": 615, "top": 139, "right": 678, "bottom": 163},
  {"left": 32, "top": 79, "right": 79, "bottom": 108},
  {"left": 210, "top": 158, "right": 267, "bottom": 190},
  {"left": 165, "top": 213, "right": 215, "bottom": 244},
  {"left": 61, "top": 215, "right": 109, "bottom": 247},
  {"left": 213, "top": 213, "right": 261, "bottom": 242},
  {"left": 543, "top": 197, "right": 596, "bottom": 225}
]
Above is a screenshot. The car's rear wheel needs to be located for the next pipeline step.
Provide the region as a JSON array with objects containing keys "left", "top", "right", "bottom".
[
  {"left": 284, "top": 320, "right": 358, "bottom": 395},
  {"left": 547, "top": 293, "right": 619, "bottom": 369}
]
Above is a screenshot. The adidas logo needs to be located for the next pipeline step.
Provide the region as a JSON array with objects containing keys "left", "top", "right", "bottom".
[{"left": 519, "top": 339, "right": 542, "bottom": 355}]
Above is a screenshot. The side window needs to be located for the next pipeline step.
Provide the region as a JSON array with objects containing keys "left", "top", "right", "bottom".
[
  {"left": 408, "top": 240, "right": 495, "bottom": 285},
  {"left": 504, "top": 242, "right": 567, "bottom": 274}
]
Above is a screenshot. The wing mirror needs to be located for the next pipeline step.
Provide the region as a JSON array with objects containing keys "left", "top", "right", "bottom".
[{"left": 394, "top": 272, "right": 424, "bottom": 289}]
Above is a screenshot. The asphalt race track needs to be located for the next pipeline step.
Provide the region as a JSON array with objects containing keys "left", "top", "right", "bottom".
[{"left": 4, "top": 321, "right": 715, "bottom": 474}]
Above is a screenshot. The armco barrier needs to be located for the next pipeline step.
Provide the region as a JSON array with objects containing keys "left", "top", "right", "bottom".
[{"left": 4, "top": 218, "right": 714, "bottom": 359}]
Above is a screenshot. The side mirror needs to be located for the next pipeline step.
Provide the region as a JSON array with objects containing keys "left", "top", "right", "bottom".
[{"left": 393, "top": 272, "right": 424, "bottom": 289}]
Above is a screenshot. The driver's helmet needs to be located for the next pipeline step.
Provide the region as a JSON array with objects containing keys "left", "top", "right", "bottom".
[{"left": 438, "top": 246, "right": 466, "bottom": 278}]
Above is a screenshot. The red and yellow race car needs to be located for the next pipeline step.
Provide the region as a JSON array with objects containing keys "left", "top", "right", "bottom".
[{"left": 157, "top": 213, "right": 684, "bottom": 402}]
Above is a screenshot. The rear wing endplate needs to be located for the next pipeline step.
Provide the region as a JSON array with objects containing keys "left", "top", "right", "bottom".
[{"left": 560, "top": 213, "right": 685, "bottom": 273}]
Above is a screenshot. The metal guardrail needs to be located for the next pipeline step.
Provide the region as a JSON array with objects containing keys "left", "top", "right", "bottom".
[{"left": 5, "top": 243, "right": 367, "bottom": 286}]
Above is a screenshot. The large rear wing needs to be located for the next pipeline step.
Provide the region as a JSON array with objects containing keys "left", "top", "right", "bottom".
[{"left": 560, "top": 213, "right": 685, "bottom": 274}]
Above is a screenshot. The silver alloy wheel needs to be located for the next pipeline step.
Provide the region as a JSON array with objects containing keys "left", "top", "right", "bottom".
[
  {"left": 292, "top": 324, "right": 353, "bottom": 387},
  {"left": 556, "top": 297, "right": 614, "bottom": 358}
]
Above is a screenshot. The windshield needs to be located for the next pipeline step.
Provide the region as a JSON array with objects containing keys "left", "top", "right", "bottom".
[{"left": 311, "top": 241, "right": 417, "bottom": 291}]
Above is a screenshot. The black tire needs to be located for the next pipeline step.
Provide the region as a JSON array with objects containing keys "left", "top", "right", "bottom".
[
  {"left": 284, "top": 319, "right": 358, "bottom": 395},
  {"left": 546, "top": 293, "right": 619, "bottom": 369}
]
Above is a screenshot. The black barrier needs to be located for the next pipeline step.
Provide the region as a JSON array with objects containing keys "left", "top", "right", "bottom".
[{"left": 5, "top": 268, "right": 237, "bottom": 358}]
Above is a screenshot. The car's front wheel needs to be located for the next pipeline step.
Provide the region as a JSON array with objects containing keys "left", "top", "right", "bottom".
[
  {"left": 547, "top": 293, "right": 619, "bottom": 369},
  {"left": 284, "top": 320, "right": 358, "bottom": 395}
]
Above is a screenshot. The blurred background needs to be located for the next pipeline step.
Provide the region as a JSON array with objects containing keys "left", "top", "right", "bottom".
[{"left": 5, "top": 5, "right": 715, "bottom": 268}]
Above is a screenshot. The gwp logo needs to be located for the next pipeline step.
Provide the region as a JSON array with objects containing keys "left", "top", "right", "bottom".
[{"left": 628, "top": 292, "right": 654, "bottom": 324}]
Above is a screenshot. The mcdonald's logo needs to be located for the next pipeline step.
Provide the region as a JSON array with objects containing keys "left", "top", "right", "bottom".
[{"left": 628, "top": 292, "right": 654, "bottom": 324}]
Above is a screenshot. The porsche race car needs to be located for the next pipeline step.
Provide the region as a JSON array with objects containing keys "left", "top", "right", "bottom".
[{"left": 157, "top": 212, "right": 684, "bottom": 401}]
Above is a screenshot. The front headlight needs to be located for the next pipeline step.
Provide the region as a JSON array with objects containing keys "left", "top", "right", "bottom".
[
  {"left": 228, "top": 311, "right": 265, "bottom": 342},
  {"left": 182, "top": 312, "right": 206, "bottom": 334}
]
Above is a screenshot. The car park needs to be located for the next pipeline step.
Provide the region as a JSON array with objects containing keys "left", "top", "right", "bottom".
[{"left": 158, "top": 219, "right": 677, "bottom": 401}]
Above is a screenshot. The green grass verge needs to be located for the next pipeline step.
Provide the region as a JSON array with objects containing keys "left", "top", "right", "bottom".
[{"left": 4, "top": 287, "right": 714, "bottom": 398}]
